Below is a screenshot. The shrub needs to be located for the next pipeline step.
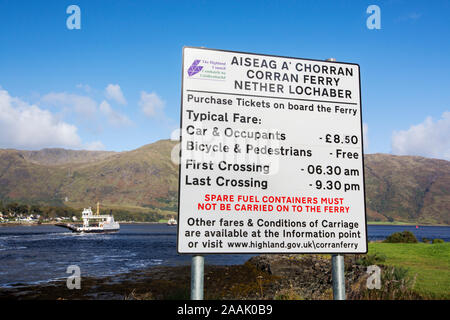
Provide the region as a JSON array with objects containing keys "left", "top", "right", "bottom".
[
  {"left": 356, "top": 253, "right": 387, "bottom": 266},
  {"left": 432, "top": 239, "right": 444, "bottom": 244},
  {"left": 379, "top": 266, "right": 418, "bottom": 299},
  {"left": 124, "top": 289, "right": 153, "bottom": 300},
  {"left": 275, "top": 286, "right": 303, "bottom": 300},
  {"left": 383, "top": 231, "right": 418, "bottom": 243},
  {"left": 348, "top": 266, "right": 420, "bottom": 300},
  {"left": 422, "top": 237, "right": 431, "bottom": 244}
]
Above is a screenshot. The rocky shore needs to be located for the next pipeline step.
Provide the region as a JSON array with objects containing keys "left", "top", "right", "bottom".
[{"left": 0, "top": 254, "right": 373, "bottom": 300}]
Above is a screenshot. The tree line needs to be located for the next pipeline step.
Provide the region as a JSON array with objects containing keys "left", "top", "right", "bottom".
[
  {"left": 0, "top": 201, "right": 79, "bottom": 219},
  {"left": 0, "top": 201, "right": 165, "bottom": 222}
]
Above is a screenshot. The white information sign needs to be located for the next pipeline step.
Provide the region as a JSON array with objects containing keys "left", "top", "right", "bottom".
[{"left": 177, "top": 47, "right": 367, "bottom": 254}]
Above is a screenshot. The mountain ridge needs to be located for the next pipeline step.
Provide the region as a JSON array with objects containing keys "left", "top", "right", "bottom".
[{"left": 0, "top": 140, "right": 448, "bottom": 224}]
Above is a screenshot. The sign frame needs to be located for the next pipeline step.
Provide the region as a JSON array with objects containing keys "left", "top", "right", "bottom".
[{"left": 177, "top": 46, "right": 368, "bottom": 255}]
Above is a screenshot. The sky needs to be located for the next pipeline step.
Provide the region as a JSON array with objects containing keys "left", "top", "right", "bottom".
[{"left": 0, "top": 0, "right": 449, "bottom": 160}]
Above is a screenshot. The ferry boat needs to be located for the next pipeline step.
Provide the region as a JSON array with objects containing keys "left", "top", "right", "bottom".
[
  {"left": 167, "top": 217, "right": 177, "bottom": 226},
  {"left": 56, "top": 203, "right": 120, "bottom": 233}
]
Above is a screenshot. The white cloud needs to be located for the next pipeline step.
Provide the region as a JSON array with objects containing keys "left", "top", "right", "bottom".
[
  {"left": 0, "top": 88, "right": 83, "bottom": 149},
  {"left": 0, "top": 88, "right": 104, "bottom": 150},
  {"left": 139, "top": 91, "right": 165, "bottom": 118},
  {"left": 391, "top": 112, "right": 450, "bottom": 160},
  {"left": 41, "top": 92, "right": 97, "bottom": 117},
  {"left": 99, "top": 100, "right": 132, "bottom": 127},
  {"left": 105, "top": 84, "right": 127, "bottom": 105}
]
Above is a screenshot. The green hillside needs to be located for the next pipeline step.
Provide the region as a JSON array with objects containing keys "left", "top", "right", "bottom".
[
  {"left": 0, "top": 140, "right": 448, "bottom": 224},
  {"left": 365, "top": 154, "right": 450, "bottom": 224}
]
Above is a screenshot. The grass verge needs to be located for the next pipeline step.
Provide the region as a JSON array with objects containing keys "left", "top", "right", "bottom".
[{"left": 368, "top": 242, "right": 450, "bottom": 299}]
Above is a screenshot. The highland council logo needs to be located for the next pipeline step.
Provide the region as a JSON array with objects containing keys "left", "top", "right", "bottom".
[
  {"left": 186, "top": 58, "right": 226, "bottom": 81},
  {"left": 187, "top": 60, "right": 203, "bottom": 77}
]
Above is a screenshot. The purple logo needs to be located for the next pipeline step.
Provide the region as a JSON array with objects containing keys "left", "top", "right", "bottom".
[{"left": 187, "top": 59, "right": 203, "bottom": 76}]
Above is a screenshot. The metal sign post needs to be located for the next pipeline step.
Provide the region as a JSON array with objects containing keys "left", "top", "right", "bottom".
[
  {"left": 325, "top": 58, "right": 346, "bottom": 301},
  {"left": 190, "top": 255, "right": 204, "bottom": 300},
  {"left": 178, "top": 49, "right": 366, "bottom": 300},
  {"left": 332, "top": 254, "right": 346, "bottom": 300}
]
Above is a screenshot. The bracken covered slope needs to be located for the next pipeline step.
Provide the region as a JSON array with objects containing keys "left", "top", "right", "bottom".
[{"left": 0, "top": 140, "right": 448, "bottom": 224}]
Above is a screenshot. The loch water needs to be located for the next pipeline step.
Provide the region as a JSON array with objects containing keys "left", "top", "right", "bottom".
[{"left": 0, "top": 224, "right": 448, "bottom": 287}]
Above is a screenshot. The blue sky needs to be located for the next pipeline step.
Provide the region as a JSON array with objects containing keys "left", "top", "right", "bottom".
[{"left": 0, "top": 0, "right": 449, "bottom": 159}]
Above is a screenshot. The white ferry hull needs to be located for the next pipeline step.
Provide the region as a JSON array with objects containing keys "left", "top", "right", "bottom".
[
  {"left": 75, "top": 224, "right": 120, "bottom": 233},
  {"left": 55, "top": 205, "right": 120, "bottom": 233},
  {"left": 167, "top": 218, "right": 177, "bottom": 226},
  {"left": 55, "top": 223, "right": 120, "bottom": 233},
  {"left": 75, "top": 228, "right": 119, "bottom": 233}
]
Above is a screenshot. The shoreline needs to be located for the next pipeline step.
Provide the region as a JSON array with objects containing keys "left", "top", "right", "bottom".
[
  {"left": 1, "top": 221, "right": 448, "bottom": 227},
  {"left": 0, "top": 254, "right": 367, "bottom": 300},
  {"left": 1, "top": 252, "right": 436, "bottom": 300},
  {"left": 0, "top": 221, "right": 171, "bottom": 227}
]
